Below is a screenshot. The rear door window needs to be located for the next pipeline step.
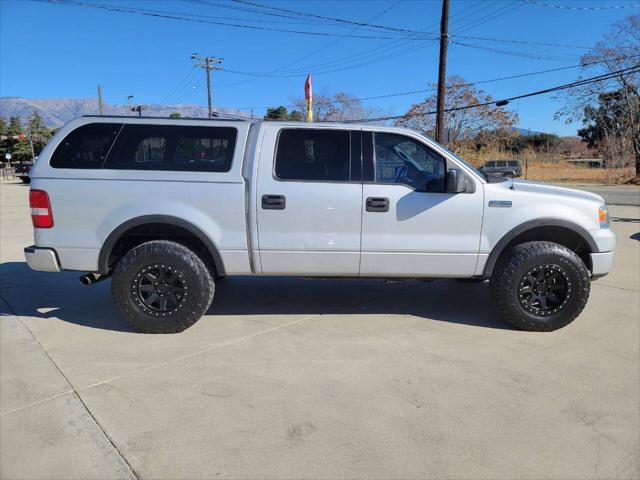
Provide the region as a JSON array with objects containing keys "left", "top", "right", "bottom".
[
  {"left": 275, "top": 129, "right": 351, "bottom": 182},
  {"left": 496, "top": 161, "right": 507, "bottom": 167},
  {"left": 104, "top": 124, "right": 237, "bottom": 171},
  {"left": 50, "top": 123, "right": 122, "bottom": 169},
  {"left": 507, "top": 160, "right": 519, "bottom": 167}
]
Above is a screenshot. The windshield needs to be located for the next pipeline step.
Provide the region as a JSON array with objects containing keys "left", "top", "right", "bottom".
[
  {"left": 411, "top": 131, "right": 485, "bottom": 180},
  {"left": 437, "top": 144, "right": 486, "bottom": 181}
]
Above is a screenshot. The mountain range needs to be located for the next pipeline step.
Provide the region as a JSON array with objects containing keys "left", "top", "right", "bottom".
[
  {"left": 0, "top": 97, "right": 249, "bottom": 128},
  {"left": 1, "top": 97, "right": 547, "bottom": 136}
]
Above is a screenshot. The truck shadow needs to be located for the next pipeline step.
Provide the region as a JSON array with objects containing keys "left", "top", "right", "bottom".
[{"left": 0, "top": 261, "right": 514, "bottom": 333}]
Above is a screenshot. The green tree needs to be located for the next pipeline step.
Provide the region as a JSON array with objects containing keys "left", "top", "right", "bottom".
[
  {"left": 27, "top": 111, "right": 52, "bottom": 154},
  {"left": 7, "top": 117, "right": 23, "bottom": 136},
  {"left": 264, "top": 106, "right": 302, "bottom": 121},
  {"left": 577, "top": 88, "right": 639, "bottom": 170},
  {"left": 0, "top": 118, "right": 8, "bottom": 161},
  {"left": 169, "top": 112, "right": 182, "bottom": 118},
  {"left": 289, "top": 110, "right": 303, "bottom": 122},
  {"left": 3, "top": 117, "right": 29, "bottom": 161}
]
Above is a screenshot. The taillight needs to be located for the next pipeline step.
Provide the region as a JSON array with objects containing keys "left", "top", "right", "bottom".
[{"left": 29, "top": 189, "right": 54, "bottom": 228}]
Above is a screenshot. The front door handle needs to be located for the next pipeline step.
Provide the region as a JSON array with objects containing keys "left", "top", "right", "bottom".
[
  {"left": 262, "top": 194, "right": 286, "bottom": 210},
  {"left": 366, "top": 197, "right": 389, "bottom": 212}
]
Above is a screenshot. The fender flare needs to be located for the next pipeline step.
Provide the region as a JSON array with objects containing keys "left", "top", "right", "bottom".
[
  {"left": 98, "top": 215, "right": 225, "bottom": 275},
  {"left": 482, "top": 219, "right": 599, "bottom": 277}
]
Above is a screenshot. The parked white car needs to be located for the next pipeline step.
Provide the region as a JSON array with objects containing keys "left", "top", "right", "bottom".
[{"left": 25, "top": 116, "right": 615, "bottom": 333}]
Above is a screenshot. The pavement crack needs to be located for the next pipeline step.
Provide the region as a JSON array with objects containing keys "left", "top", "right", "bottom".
[
  {"left": 593, "top": 282, "right": 640, "bottom": 293},
  {"left": 0, "top": 390, "right": 74, "bottom": 417},
  {"left": 1, "top": 297, "right": 140, "bottom": 480}
]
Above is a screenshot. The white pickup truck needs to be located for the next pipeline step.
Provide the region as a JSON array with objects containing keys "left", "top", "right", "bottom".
[{"left": 25, "top": 116, "right": 615, "bottom": 333}]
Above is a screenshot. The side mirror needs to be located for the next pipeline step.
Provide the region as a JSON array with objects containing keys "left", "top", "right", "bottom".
[{"left": 446, "top": 168, "right": 467, "bottom": 193}]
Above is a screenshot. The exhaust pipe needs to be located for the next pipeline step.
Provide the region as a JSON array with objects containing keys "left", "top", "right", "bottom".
[{"left": 79, "top": 272, "right": 110, "bottom": 286}]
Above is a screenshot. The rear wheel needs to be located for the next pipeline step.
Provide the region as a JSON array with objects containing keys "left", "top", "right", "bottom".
[
  {"left": 490, "top": 241, "right": 590, "bottom": 331},
  {"left": 111, "top": 240, "right": 214, "bottom": 333}
]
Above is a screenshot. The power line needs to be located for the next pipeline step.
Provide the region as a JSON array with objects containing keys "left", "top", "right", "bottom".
[
  {"left": 44, "top": 0, "right": 595, "bottom": 51},
  {"left": 227, "top": 0, "right": 591, "bottom": 50},
  {"left": 161, "top": 66, "right": 199, "bottom": 104},
  {"left": 522, "top": 0, "right": 640, "bottom": 10},
  {"left": 217, "top": 0, "right": 404, "bottom": 89},
  {"left": 227, "top": 55, "right": 640, "bottom": 110},
  {"left": 448, "top": 0, "right": 501, "bottom": 29},
  {"left": 217, "top": 1, "right": 492, "bottom": 81},
  {"left": 219, "top": 0, "right": 504, "bottom": 86},
  {"left": 37, "top": 0, "right": 412, "bottom": 40},
  {"left": 40, "top": 0, "right": 596, "bottom": 81},
  {"left": 338, "top": 64, "right": 640, "bottom": 123},
  {"left": 274, "top": 0, "right": 404, "bottom": 73},
  {"left": 450, "top": 0, "right": 523, "bottom": 34},
  {"left": 229, "top": 0, "right": 434, "bottom": 37},
  {"left": 450, "top": 40, "right": 580, "bottom": 62}
]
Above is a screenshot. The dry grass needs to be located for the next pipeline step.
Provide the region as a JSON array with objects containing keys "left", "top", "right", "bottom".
[
  {"left": 524, "top": 165, "right": 635, "bottom": 184},
  {"left": 458, "top": 149, "right": 636, "bottom": 184}
]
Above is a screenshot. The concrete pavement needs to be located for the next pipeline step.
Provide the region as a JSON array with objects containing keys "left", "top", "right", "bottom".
[
  {"left": 553, "top": 183, "right": 640, "bottom": 206},
  {"left": 1, "top": 180, "right": 639, "bottom": 479}
]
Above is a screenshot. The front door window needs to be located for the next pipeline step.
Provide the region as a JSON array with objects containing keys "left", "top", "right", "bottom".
[{"left": 374, "top": 133, "right": 446, "bottom": 192}]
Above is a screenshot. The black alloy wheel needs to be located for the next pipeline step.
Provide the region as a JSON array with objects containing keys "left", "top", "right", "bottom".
[
  {"left": 517, "top": 264, "right": 570, "bottom": 316},
  {"left": 490, "top": 241, "right": 590, "bottom": 331},
  {"left": 111, "top": 240, "right": 214, "bottom": 333},
  {"left": 134, "top": 264, "right": 187, "bottom": 314}
]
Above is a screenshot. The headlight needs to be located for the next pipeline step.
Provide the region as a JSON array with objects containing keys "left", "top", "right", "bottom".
[{"left": 598, "top": 204, "right": 609, "bottom": 228}]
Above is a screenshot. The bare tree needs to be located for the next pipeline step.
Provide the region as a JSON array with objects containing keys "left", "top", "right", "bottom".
[
  {"left": 556, "top": 15, "right": 639, "bottom": 174},
  {"left": 292, "top": 89, "right": 386, "bottom": 122},
  {"left": 394, "top": 75, "right": 518, "bottom": 145}
]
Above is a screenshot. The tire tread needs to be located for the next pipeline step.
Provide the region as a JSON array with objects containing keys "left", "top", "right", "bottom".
[
  {"left": 111, "top": 240, "right": 214, "bottom": 333},
  {"left": 490, "top": 241, "right": 590, "bottom": 332}
]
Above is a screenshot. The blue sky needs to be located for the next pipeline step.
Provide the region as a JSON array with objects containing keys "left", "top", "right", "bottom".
[{"left": 1, "top": 0, "right": 637, "bottom": 135}]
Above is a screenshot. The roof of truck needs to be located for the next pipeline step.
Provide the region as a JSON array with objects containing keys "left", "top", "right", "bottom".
[
  {"left": 82, "top": 114, "right": 252, "bottom": 122},
  {"left": 77, "top": 114, "right": 440, "bottom": 137}
]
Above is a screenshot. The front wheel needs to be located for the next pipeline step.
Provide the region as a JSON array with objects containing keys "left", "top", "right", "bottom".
[
  {"left": 111, "top": 240, "right": 214, "bottom": 333},
  {"left": 490, "top": 241, "right": 590, "bottom": 331}
]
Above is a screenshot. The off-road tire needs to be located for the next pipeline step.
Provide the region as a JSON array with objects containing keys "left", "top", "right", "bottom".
[
  {"left": 111, "top": 240, "right": 214, "bottom": 333},
  {"left": 490, "top": 241, "right": 590, "bottom": 331}
]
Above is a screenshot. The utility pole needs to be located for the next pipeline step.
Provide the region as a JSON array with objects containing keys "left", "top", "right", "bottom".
[
  {"left": 131, "top": 105, "right": 144, "bottom": 117},
  {"left": 435, "top": 0, "right": 450, "bottom": 145},
  {"left": 97, "top": 84, "right": 104, "bottom": 115},
  {"left": 191, "top": 53, "right": 223, "bottom": 118}
]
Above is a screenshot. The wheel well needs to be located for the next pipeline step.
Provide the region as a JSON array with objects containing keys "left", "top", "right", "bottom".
[
  {"left": 104, "top": 223, "right": 221, "bottom": 276},
  {"left": 485, "top": 225, "right": 594, "bottom": 276}
]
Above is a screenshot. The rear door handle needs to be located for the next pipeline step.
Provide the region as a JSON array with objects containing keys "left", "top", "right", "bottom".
[
  {"left": 366, "top": 197, "right": 389, "bottom": 212},
  {"left": 262, "top": 194, "right": 286, "bottom": 210}
]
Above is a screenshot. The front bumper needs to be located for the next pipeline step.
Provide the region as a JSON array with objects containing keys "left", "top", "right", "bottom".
[
  {"left": 590, "top": 251, "right": 614, "bottom": 278},
  {"left": 24, "top": 246, "right": 61, "bottom": 272},
  {"left": 588, "top": 228, "right": 616, "bottom": 278}
]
